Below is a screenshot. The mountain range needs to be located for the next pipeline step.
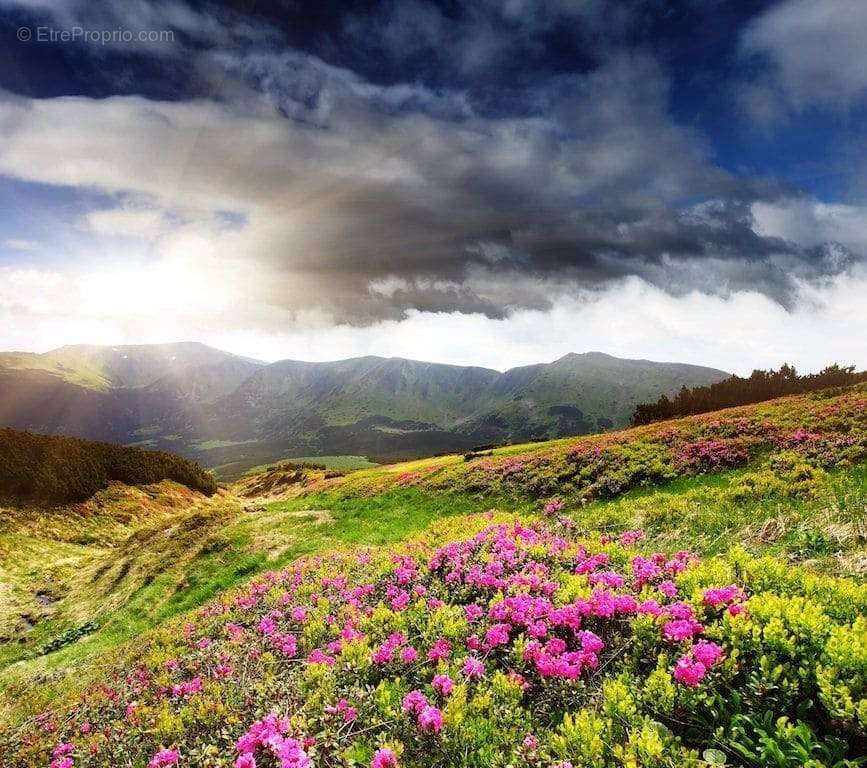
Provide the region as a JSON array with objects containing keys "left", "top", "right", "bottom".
[{"left": 0, "top": 343, "right": 728, "bottom": 476}]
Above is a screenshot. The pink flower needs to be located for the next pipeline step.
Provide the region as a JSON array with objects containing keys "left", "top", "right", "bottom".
[
  {"left": 214, "top": 662, "right": 234, "bottom": 679},
  {"left": 371, "top": 748, "right": 398, "bottom": 768},
  {"left": 326, "top": 698, "right": 358, "bottom": 722},
  {"left": 402, "top": 690, "right": 428, "bottom": 715},
  {"left": 234, "top": 713, "right": 311, "bottom": 768},
  {"left": 462, "top": 656, "right": 485, "bottom": 679},
  {"left": 543, "top": 498, "right": 564, "bottom": 515},
  {"left": 432, "top": 674, "right": 454, "bottom": 696},
  {"left": 53, "top": 743, "right": 75, "bottom": 758},
  {"left": 579, "top": 631, "right": 604, "bottom": 654},
  {"left": 257, "top": 616, "right": 277, "bottom": 636},
  {"left": 673, "top": 655, "right": 706, "bottom": 686},
  {"left": 400, "top": 646, "right": 418, "bottom": 663},
  {"left": 306, "top": 648, "right": 335, "bottom": 666},
  {"left": 523, "top": 734, "right": 539, "bottom": 750},
  {"left": 691, "top": 640, "right": 724, "bottom": 668},
  {"left": 417, "top": 705, "right": 444, "bottom": 733},
  {"left": 703, "top": 585, "right": 744, "bottom": 608},
  {"left": 427, "top": 637, "right": 451, "bottom": 662},
  {"left": 148, "top": 748, "right": 180, "bottom": 768},
  {"left": 663, "top": 619, "right": 703, "bottom": 643},
  {"left": 484, "top": 622, "right": 511, "bottom": 648},
  {"left": 80, "top": 722, "right": 92, "bottom": 735},
  {"left": 618, "top": 529, "right": 645, "bottom": 546},
  {"left": 171, "top": 676, "right": 203, "bottom": 698}
]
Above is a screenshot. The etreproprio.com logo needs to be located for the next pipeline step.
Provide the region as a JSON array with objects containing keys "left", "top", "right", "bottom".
[{"left": 17, "top": 26, "right": 175, "bottom": 45}]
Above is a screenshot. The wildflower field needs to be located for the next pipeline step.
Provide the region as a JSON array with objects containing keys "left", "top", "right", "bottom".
[{"left": 2, "top": 385, "right": 866, "bottom": 767}]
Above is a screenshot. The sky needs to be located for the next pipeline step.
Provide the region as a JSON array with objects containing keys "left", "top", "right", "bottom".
[{"left": 0, "top": 0, "right": 865, "bottom": 374}]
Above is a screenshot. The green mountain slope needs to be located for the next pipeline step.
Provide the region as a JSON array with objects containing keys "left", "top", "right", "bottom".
[
  {"left": 39, "top": 341, "right": 264, "bottom": 390},
  {"left": 0, "top": 344, "right": 728, "bottom": 470}
]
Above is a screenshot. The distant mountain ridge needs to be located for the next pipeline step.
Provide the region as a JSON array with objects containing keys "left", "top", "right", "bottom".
[{"left": 0, "top": 343, "right": 728, "bottom": 476}]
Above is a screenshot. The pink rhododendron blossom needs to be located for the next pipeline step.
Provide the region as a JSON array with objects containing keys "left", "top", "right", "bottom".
[
  {"left": 673, "top": 655, "right": 707, "bottom": 686},
  {"left": 306, "top": 648, "right": 335, "bottom": 666},
  {"left": 171, "top": 676, "right": 203, "bottom": 698},
  {"left": 432, "top": 674, "right": 454, "bottom": 696},
  {"left": 402, "top": 690, "right": 428, "bottom": 714},
  {"left": 619, "top": 530, "right": 645, "bottom": 546},
  {"left": 543, "top": 498, "right": 564, "bottom": 515},
  {"left": 663, "top": 619, "right": 704, "bottom": 643},
  {"left": 417, "top": 705, "right": 444, "bottom": 733},
  {"left": 53, "top": 743, "right": 74, "bottom": 758},
  {"left": 148, "top": 748, "right": 180, "bottom": 768},
  {"left": 234, "top": 713, "right": 311, "bottom": 768},
  {"left": 371, "top": 748, "right": 398, "bottom": 768},
  {"left": 427, "top": 638, "right": 451, "bottom": 662},
  {"left": 462, "top": 656, "right": 485, "bottom": 678},
  {"left": 703, "top": 585, "right": 744, "bottom": 607},
  {"left": 691, "top": 640, "right": 724, "bottom": 668}
]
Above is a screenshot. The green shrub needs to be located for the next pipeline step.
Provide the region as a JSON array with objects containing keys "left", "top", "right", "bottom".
[{"left": 0, "top": 428, "right": 217, "bottom": 503}]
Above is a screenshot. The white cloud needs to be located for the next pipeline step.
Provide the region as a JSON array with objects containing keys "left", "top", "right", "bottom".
[
  {"left": 2, "top": 259, "right": 865, "bottom": 376},
  {"left": 741, "top": 0, "right": 867, "bottom": 112},
  {"left": 1, "top": 238, "right": 38, "bottom": 250},
  {"left": 83, "top": 206, "right": 168, "bottom": 239},
  {"left": 752, "top": 197, "right": 867, "bottom": 253}
]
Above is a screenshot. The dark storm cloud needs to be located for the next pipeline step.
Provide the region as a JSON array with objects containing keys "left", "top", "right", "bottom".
[{"left": 0, "top": 0, "right": 863, "bottom": 325}]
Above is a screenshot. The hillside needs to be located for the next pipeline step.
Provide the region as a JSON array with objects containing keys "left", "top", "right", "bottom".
[
  {"left": 0, "top": 428, "right": 217, "bottom": 503},
  {"left": 1, "top": 384, "right": 865, "bottom": 766},
  {"left": 0, "top": 345, "right": 728, "bottom": 474},
  {"left": 0, "top": 342, "right": 263, "bottom": 391}
]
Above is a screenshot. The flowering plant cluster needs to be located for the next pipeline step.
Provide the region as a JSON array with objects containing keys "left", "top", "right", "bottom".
[
  {"left": 11, "top": 513, "right": 866, "bottom": 768},
  {"left": 372, "top": 386, "right": 867, "bottom": 505},
  {"left": 673, "top": 438, "right": 752, "bottom": 473}
]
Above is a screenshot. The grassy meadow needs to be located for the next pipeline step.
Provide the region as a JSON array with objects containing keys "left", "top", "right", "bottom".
[{"left": 1, "top": 385, "right": 865, "bottom": 765}]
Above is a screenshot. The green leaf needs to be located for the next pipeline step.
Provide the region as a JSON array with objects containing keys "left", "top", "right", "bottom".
[{"left": 703, "top": 748, "right": 728, "bottom": 765}]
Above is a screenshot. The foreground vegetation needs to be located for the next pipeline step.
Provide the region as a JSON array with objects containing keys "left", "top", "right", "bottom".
[
  {"left": 1, "top": 385, "right": 865, "bottom": 765},
  {"left": 0, "top": 429, "right": 217, "bottom": 503},
  {"left": 8, "top": 514, "right": 867, "bottom": 767}
]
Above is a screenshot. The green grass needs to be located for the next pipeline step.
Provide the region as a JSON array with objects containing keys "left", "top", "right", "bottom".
[
  {"left": 0, "top": 352, "right": 111, "bottom": 389},
  {"left": 190, "top": 439, "right": 259, "bottom": 451},
  {"left": 241, "top": 455, "right": 379, "bottom": 476}
]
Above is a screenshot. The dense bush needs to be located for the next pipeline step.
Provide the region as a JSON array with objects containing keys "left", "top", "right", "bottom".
[
  {"left": 9, "top": 516, "right": 865, "bottom": 767},
  {"left": 0, "top": 428, "right": 217, "bottom": 503},
  {"left": 632, "top": 364, "right": 867, "bottom": 426}
]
